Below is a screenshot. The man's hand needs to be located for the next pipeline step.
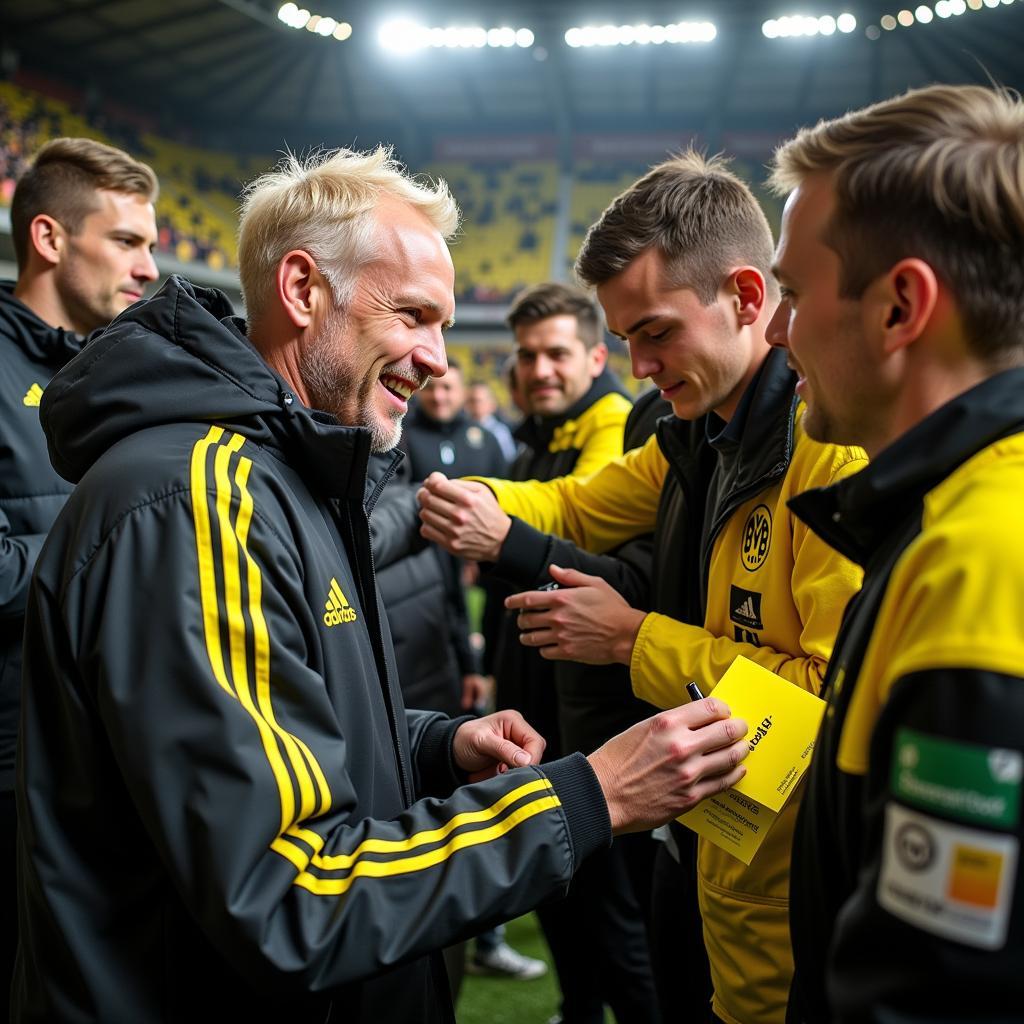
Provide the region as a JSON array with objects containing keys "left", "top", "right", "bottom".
[
  {"left": 453, "top": 710, "right": 546, "bottom": 782},
  {"left": 461, "top": 673, "right": 493, "bottom": 711},
  {"left": 588, "top": 700, "right": 749, "bottom": 833},
  {"left": 416, "top": 472, "right": 512, "bottom": 562},
  {"left": 506, "top": 564, "right": 646, "bottom": 666}
]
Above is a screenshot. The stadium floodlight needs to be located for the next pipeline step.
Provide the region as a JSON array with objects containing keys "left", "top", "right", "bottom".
[
  {"left": 762, "top": 12, "right": 856, "bottom": 38},
  {"left": 915, "top": 4, "right": 934, "bottom": 19},
  {"left": 378, "top": 19, "right": 535, "bottom": 52},
  {"left": 565, "top": 19, "right": 716, "bottom": 46},
  {"left": 880, "top": 12, "right": 898, "bottom": 26},
  {"left": 278, "top": 3, "right": 351, "bottom": 40},
  {"left": 378, "top": 18, "right": 427, "bottom": 52}
]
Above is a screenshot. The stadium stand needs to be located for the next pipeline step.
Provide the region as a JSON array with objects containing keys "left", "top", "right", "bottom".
[
  {"left": 429, "top": 160, "right": 557, "bottom": 304},
  {"left": 0, "top": 80, "right": 244, "bottom": 272}
]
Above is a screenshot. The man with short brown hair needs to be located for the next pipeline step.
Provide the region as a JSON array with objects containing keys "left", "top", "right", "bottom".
[
  {"left": 1, "top": 135, "right": 159, "bottom": 995},
  {"left": 419, "top": 152, "right": 866, "bottom": 1024}
]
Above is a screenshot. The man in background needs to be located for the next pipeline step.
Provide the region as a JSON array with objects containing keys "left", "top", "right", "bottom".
[
  {"left": 0, "top": 135, "right": 158, "bottom": 994},
  {"left": 466, "top": 378, "right": 517, "bottom": 462},
  {"left": 402, "top": 355, "right": 508, "bottom": 482}
]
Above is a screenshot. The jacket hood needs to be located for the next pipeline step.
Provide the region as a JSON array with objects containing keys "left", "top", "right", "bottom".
[
  {"left": 40, "top": 275, "right": 398, "bottom": 501},
  {"left": 0, "top": 280, "right": 84, "bottom": 364}
]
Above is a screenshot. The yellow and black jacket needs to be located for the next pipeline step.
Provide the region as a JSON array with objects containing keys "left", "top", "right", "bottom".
[
  {"left": 481, "top": 349, "right": 866, "bottom": 1024},
  {"left": 787, "top": 367, "right": 1024, "bottom": 1024},
  {"left": 14, "top": 277, "right": 611, "bottom": 1024}
]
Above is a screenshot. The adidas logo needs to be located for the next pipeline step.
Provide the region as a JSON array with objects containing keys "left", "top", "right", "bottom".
[
  {"left": 323, "top": 578, "right": 358, "bottom": 626},
  {"left": 23, "top": 383, "right": 43, "bottom": 407},
  {"left": 729, "top": 585, "right": 764, "bottom": 631}
]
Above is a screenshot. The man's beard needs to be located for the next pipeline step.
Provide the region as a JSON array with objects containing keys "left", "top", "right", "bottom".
[{"left": 299, "top": 312, "right": 424, "bottom": 452}]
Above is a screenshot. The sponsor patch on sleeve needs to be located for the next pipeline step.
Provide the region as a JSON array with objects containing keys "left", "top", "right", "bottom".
[
  {"left": 878, "top": 802, "right": 1018, "bottom": 949},
  {"left": 892, "top": 729, "right": 1021, "bottom": 828}
]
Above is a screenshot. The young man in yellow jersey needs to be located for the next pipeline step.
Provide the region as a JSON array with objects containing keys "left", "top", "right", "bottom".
[
  {"left": 768, "top": 84, "right": 1024, "bottom": 1024},
  {"left": 418, "top": 152, "right": 866, "bottom": 1024}
]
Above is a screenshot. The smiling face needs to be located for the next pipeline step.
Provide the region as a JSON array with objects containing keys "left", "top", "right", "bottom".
[
  {"left": 768, "top": 174, "right": 884, "bottom": 448},
  {"left": 513, "top": 314, "right": 606, "bottom": 418},
  {"left": 597, "top": 246, "right": 758, "bottom": 422},
  {"left": 299, "top": 198, "right": 455, "bottom": 451},
  {"left": 53, "top": 189, "right": 159, "bottom": 333}
]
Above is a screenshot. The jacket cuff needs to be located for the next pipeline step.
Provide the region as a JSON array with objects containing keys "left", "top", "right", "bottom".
[
  {"left": 541, "top": 753, "right": 612, "bottom": 869},
  {"left": 491, "top": 517, "right": 552, "bottom": 588},
  {"left": 419, "top": 715, "right": 475, "bottom": 795}
]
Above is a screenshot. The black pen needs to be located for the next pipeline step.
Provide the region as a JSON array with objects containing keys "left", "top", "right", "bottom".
[{"left": 686, "top": 681, "right": 705, "bottom": 702}]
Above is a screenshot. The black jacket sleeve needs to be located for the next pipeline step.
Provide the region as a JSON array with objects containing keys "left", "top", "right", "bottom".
[
  {"left": 828, "top": 666, "right": 1024, "bottom": 1024},
  {"left": 0, "top": 507, "right": 44, "bottom": 618},
  {"left": 368, "top": 480, "right": 427, "bottom": 570},
  {"left": 490, "top": 516, "right": 653, "bottom": 610},
  {"left": 49, "top": 485, "right": 611, "bottom": 992}
]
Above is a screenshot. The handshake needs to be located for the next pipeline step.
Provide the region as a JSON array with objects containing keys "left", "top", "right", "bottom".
[{"left": 416, "top": 472, "right": 750, "bottom": 833}]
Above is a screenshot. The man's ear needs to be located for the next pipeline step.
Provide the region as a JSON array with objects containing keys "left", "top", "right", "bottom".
[
  {"left": 28, "top": 214, "right": 65, "bottom": 267},
  {"left": 275, "top": 250, "right": 330, "bottom": 330},
  {"left": 876, "top": 258, "right": 939, "bottom": 356},
  {"left": 726, "top": 267, "right": 767, "bottom": 326},
  {"left": 588, "top": 340, "right": 608, "bottom": 378}
]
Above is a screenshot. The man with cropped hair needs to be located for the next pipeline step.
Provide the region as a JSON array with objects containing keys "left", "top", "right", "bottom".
[
  {"left": 14, "top": 145, "right": 750, "bottom": 1024},
  {"left": 419, "top": 151, "right": 867, "bottom": 1024},
  {"left": 768, "top": 83, "right": 1024, "bottom": 1024},
  {"left": 1, "top": 135, "right": 159, "bottom": 995}
]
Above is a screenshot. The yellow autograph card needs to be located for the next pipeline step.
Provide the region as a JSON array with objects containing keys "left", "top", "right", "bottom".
[{"left": 677, "top": 656, "right": 826, "bottom": 864}]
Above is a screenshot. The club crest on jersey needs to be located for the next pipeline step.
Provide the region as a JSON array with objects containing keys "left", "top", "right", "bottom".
[{"left": 741, "top": 504, "right": 772, "bottom": 571}]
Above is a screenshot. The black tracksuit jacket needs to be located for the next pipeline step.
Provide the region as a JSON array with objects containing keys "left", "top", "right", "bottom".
[
  {"left": 0, "top": 282, "right": 82, "bottom": 792},
  {"left": 13, "top": 276, "right": 610, "bottom": 1024}
]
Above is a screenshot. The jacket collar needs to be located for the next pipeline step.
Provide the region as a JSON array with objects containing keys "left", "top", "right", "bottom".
[
  {"left": 403, "top": 405, "right": 470, "bottom": 437},
  {"left": 0, "top": 280, "right": 84, "bottom": 363},
  {"left": 789, "top": 366, "right": 1024, "bottom": 566},
  {"left": 657, "top": 346, "right": 797, "bottom": 491},
  {"left": 514, "top": 366, "right": 629, "bottom": 452}
]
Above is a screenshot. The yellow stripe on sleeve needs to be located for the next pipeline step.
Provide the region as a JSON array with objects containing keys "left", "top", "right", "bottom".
[
  {"left": 280, "top": 777, "right": 556, "bottom": 872},
  {"left": 293, "top": 793, "right": 563, "bottom": 896}
]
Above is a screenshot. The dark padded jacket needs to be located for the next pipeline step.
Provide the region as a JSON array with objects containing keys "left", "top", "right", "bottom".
[
  {"left": 13, "top": 276, "right": 610, "bottom": 1024},
  {"left": 400, "top": 406, "right": 508, "bottom": 482},
  {"left": 0, "top": 282, "right": 82, "bottom": 791},
  {"left": 372, "top": 465, "right": 472, "bottom": 716},
  {"left": 490, "top": 370, "right": 634, "bottom": 757},
  {"left": 787, "top": 367, "right": 1024, "bottom": 1024}
]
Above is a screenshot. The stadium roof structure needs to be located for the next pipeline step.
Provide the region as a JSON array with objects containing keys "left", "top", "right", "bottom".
[{"left": 2, "top": 0, "right": 1024, "bottom": 159}]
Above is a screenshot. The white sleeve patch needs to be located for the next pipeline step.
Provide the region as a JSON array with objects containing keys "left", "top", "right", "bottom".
[{"left": 878, "top": 801, "right": 1018, "bottom": 950}]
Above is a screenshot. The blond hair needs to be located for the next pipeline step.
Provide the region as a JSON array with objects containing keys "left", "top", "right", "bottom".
[
  {"left": 575, "top": 149, "right": 776, "bottom": 304},
  {"left": 771, "top": 84, "right": 1024, "bottom": 358},
  {"left": 238, "top": 146, "right": 459, "bottom": 322},
  {"left": 11, "top": 137, "right": 158, "bottom": 271}
]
